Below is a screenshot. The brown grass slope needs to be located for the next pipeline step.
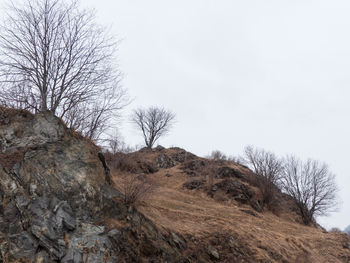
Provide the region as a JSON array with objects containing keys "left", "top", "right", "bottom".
[{"left": 110, "top": 147, "right": 350, "bottom": 263}]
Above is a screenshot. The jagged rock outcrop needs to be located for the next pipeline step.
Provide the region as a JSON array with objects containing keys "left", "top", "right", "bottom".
[
  {"left": 0, "top": 108, "right": 186, "bottom": 262},
  {"left": 0, "top": 109, "right": 114, "bottom": 218}
]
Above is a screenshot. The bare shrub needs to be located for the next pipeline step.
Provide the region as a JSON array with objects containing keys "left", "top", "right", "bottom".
[
  {"left": 131, "top": 106, "right": 176, "bottom": 149},
  {"left": 203, "top": 163, "right": 217, "bottom": 192},
  {"left": 329, "top": 227, "right": 342, "bottom": 233},
  {"left": 106, "top": 129, "right": 133, "bottom": 154},
  {"left": 113, "top": 154, "right": 140, "bottom": 173},
  {"left": 242, "top": 145, "right": 284, "bottom": 210},
  {"left": 207, "top": 150, "right": 227, "bottom": 161},
  {"left": 281, "top": 156, "right": 339, "bottom": 225},
  {"left": 108, "top": 152, "right": 158, "bottom": 174},
  {"left": 207, "top": 150, "right": 244, "bottom": 165},
  {"left": 121, "top": 174, "right": 156, "bottom": 205},
  {"left": 213, "top": 191, "right": 229, "bottom": 202},
  {"left": 227, "top": 155, "right": 245, "bottom": 165}
]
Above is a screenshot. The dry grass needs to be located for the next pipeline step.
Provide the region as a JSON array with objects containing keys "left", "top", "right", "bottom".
[
  {"left": 120, "top": 173, "right": 158, "bottom": 205},
  {"left": 0, "top": 106, "right": 33, "bottom": 125},
  {"left": 111, "top": 149, "right": 350, "bottom": 263},
  {"left": 0, "top": 148, "right": 26, "bottom": 170}
]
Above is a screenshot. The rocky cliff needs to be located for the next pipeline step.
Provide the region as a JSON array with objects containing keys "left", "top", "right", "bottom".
[{"left": 0, "top": 108, "right": 186, "bottom": 263}]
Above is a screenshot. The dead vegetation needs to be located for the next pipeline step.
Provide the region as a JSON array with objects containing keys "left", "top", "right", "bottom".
[
  {"left": 0, "top": 106, "right": 33, "bottom": 125},
  {"left": 0, "top": 148, "right": 26, "bottom": 170},
  {"left": 109, "top": 147, "right": 350, "bottom": 262},
  {"left": 120, "top": 173, "right": 157, "bottom": 205}
]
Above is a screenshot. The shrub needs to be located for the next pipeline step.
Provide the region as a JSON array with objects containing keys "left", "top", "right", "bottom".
[
  {"left": 242, "top": 146, "right": 284, "bottom": 210},
  {"left": 207, "top": 150, "right": 227, "bottom": 161},
  {"left": 121, "top": 174, "right": 156, "bottom": 205}
]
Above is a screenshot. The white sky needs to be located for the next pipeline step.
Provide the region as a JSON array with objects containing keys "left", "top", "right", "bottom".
[{"left": 77, "top": 0, "right": 350, "bottom": 229}]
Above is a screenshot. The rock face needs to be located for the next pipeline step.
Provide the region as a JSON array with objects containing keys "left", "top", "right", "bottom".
[
  {"left": 214, "top": 179, "right": 254, "bottom": 203},
  {"left": 0, "top": 108, "right": 185, "bottom": 262},
  {"left": 0, "top": 109, "right": 120, "bottom": 261},
  {"left": 156, "top": 153, "right": 176, "bottom": 169},
  {"left": 0, "top": 109, "right": 110, "bottom": 218}
]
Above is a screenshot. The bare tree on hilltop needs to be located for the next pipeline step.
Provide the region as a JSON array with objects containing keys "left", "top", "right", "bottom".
[
  {"left": 281, "top": 156, "right": 338, "bottom": 225},
  {"left": 0, "top": 0, "right": 128, "bottom": 140},
  {"left": 243, "top": 145, "right": 284, "bottom": 208},
  {"left": 131, "top": 106, "right": 175, "bottom": 149}
]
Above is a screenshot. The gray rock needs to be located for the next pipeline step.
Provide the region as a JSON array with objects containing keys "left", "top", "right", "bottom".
[
  {"left": 156, "top": 153, "right": 176, "bottom": 169},
  {"left": 35, "top": 250, "right": 55, "bottom": 263},
  {"left": 216, "top": 166, "right": 246, "bottom": 181},
  {"left": 183, "top": 179, "right": 205, "bottom": 190},
  {"left": 208, "top": 245, "right": 220, "bottom": 260},
  {"left": 214, "top": 179, "right": 253, "bottom": 203},
  {"left": 29, "top": 197, "right": 75, "bottom": 260},
  {"left": 61, "top": 248, "right": 83, "bottom": 263},
  {"left": 108, "top": 229, "right": 122, "bottom": 240},
  {"left": 62, "top": 223, "right": 117, "bottom": 263},
  {"left": 9, "top": 232, "right": 38, "bottom": 260},
  {"left": 170, "top": 148, "right": 196, "bottom": 163},
  {"left": 54, "top": 200, "right": 76, "bottom": 231},
  {"left": 0, "top": 216, "right": 5, "bottom": 233},
  {"left": 228, "top": 237, "right": 237, "bottom": 248},
  {"left": 250, "top": 199, "right": 264, "bottom": 212},
  {"left": 0, "top": 111, "right": 111, "bottom": 219},
  {"left": 171, "top": 232, "right": 186, "bottom": 250},
  {"left": 154, "top": 145, "right": 165, "bottom": 151},
  {"left": 343, "top": 242, "right": 350, "bottom": 249},
  {"left": 4, "top": 202, "right": 23, "bottom": 234},
  {"left": 79, "top": 223, "right": 105, "bottom": 235}
]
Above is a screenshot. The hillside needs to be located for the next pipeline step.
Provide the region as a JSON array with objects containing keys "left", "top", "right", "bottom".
[
  {"left": 0, "top": 108, "right": 188, "bottom": 262},
  {"left": 110, "top": 147, "right": 350, "bottom": 263},
  {"left": 0, "top": 108, "right": 349, "bottom": 263}
]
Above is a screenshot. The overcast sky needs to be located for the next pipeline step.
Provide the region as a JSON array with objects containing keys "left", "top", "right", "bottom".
[{"left": 82, "top": 0, "right": 350, "bottom": 230}]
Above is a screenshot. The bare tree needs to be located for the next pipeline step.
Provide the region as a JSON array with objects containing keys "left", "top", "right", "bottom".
[
  {"left": 107, "top": 129, "right": 126, "bottom": 155},
  {"left": 0, "top": 0, "right": 127, "bottom": 140},
  {"left": 243, "top": 145, "right": 284, "bottom": 207},
  {"left": 105, "top": 129, "right": 133, "bottom": 154},
  {"left": 131, "top": 106, "right": 176, "bottom": 149},
  {"left": 63, "top": 87, "right": 127, "bottom": 140},
  {"left": 281, "top": 156, "right": 338, "bottom": 225}
]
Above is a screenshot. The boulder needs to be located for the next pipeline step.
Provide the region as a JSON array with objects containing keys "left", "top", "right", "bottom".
[
  {"left": 61, "top": 223, "right": 117, "bottom": 263},
  {"left": 170, "top": 147, "right": 196, "bottom": 163},
  {"left": 183, "top": 179, "right": 206, "bottom": 190},
  {"left": 214, "top": 179, "right": 254, "bottom": 203},
  {"left": 216, "top": 166, "right": 246, "bottom": 181},
  {"left": 180, "top": 159, "right": 206, "bottom": 177},
  {"left": 156, "top": 153, "right": 176, "bottom": 168},
  {"left": 208, "top": 245, "right": 220, "bottom": 260},
  {"left": 8, "top": 231, "right": 38, "bottom": 261}
]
